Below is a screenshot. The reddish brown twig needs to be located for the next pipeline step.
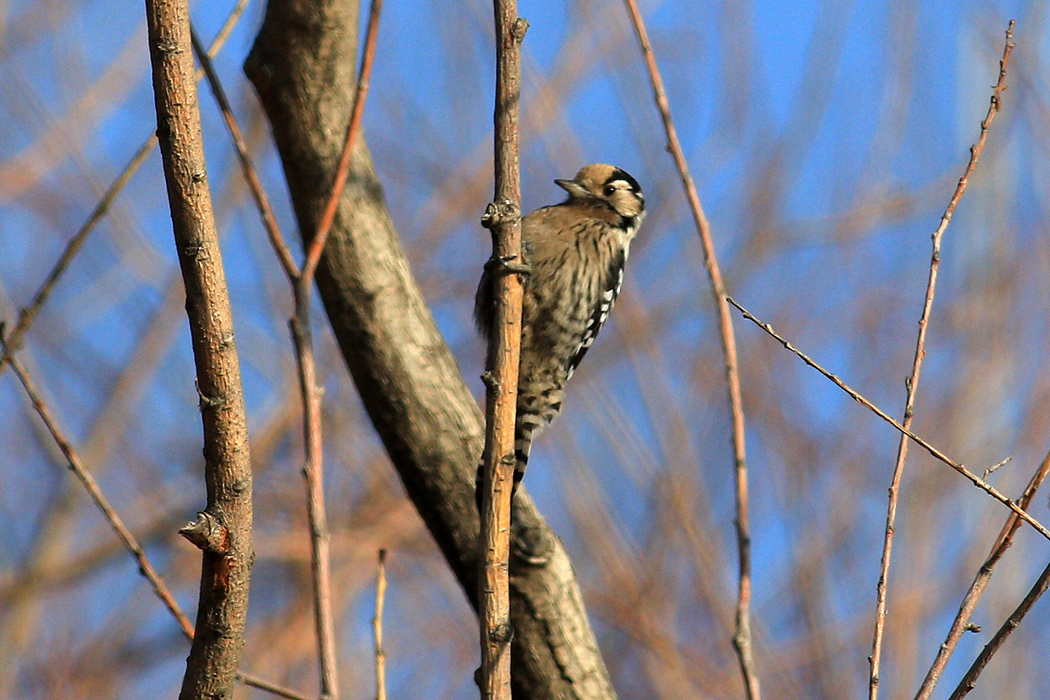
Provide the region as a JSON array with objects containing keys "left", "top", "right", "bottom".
[
  {"left": 868, "top": 21, "right": 1014, "bottom": 700},
  {"left": 373, "top": 549, "right": 388, "bottom": 700},
  {"left": 291, "top": 4, "right": 381, "bottom": 697},
  {"left": 947, "top": 557, "right": 1050, "bottom": 700},
  {"left": 914, "top": 445, "right": 1049, "bottom": 700},
  {"left": 190, "top": 26, "right": 297, "bottom": 283},
  {"left": 478, "top": 2, "right": 527, "bottom": 699},
  {"left": 728, "top": 297, "right": 1050, "bottom": 541},
  {"left": 289, "top": 299, "right": 341, "bottom": 700},
  {"left": 302, "top": 0, "right": 384, "bottom": 288},
  {"left": 621, "top": 1, "right": 759, "bottom": 697}
]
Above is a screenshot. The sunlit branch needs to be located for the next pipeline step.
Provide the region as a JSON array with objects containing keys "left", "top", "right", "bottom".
[
  {"left": 621, "top": 1, "right": 759, "bottom": 697},
  {"left": 867, "top": 21, "right": 1014, "bottom": 700}
]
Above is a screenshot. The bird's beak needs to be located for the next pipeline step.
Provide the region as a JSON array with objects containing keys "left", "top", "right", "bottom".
[{"left": 554, "top": 178, "right": 588, "bottom": 199}]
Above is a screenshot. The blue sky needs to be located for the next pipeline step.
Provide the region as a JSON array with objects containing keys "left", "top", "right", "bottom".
[{"left": 2, "top": 1, "right": 1049, "bottom": 698}]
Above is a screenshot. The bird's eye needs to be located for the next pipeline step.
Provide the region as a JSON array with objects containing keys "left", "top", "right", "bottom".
[{"left": 603, "top": 185, "right": 616, "bottom": 197}]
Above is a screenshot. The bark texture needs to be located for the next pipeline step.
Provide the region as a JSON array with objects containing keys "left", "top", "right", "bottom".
[
  {"left": 244, "top": 1, "right": 615, "bottom": 697},
  {"left": 144, "top": 0, "right": 254, "bottom": 697},
  {"left": 479, "top": 1, "right": 528, "bottom": 699}
]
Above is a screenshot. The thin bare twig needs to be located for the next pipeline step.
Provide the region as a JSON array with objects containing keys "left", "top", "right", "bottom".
[
  {"left": 727, "top": 297, "right": 1050, "bottom": 542},
  {"left": 1, "top": 337, "right": 310, "bottom": 700},
  {"left": 237, "top": 673, "right": 312, "bottom": 700},
  {"left": 983, "top": 457, "right": 1012, "bottom": 480},
  {"left": 868, "top": 21, "right": 1015, "bottom": 700},
  {"left": 196, "top": 1, "right": 383, "bottom": 696},
  {"left": 478, "top": 2, "right": 527, "bottom": 699},
  {"left": 289, "top": 298, "right": 340, "bottom": 700},
  {"left": 3, "top": 344, "right": 195, "bottom": 639},
  {"left": 914, "top": 447, "right": 1050, "bottom": 700},
  {"left": 373, "top": 549, "right": 387, "bottom": 700},
  {"left": 190, "top": 26, "right": 297, "bottom": 283},
  {"left": 301, "top": 0, "right": 384, "bottom": 288},
  {"left": 0, "top": 0, "right": 251, "bottom": 381},
  {"left": 292, "top": 4, "right": 381, "bottom": 697},
  {"left": 621, "top": 2, "right": 759, "bottom": 697},
  {"left": 206, "top": 0, "right": 253, "bottom": 61},
  {"left": 0, "top": 141, "right": 151, "bottom": 377},
  {"left": 947, "top": 557, "right": 1050, "bottom": 700}
]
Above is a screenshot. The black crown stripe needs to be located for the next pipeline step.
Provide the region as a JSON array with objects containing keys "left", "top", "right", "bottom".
[{"left": 605, "top": 168, "right": 642, "bottom": 194}]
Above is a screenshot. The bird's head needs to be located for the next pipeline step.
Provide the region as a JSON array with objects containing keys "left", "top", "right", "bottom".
[{"left": 555, "top": 164, "right": 646, "bottom": 222}]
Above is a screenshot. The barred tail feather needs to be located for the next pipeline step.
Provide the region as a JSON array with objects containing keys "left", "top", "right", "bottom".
[
  {"left": 513, "top": 411, "right": 542, "bottom": 494},
  {"left": 513, "top": 431, "right": 532, "bottom": 490},
  {"left": 474, "top": 411, "right": 540, "bottom": 513}
]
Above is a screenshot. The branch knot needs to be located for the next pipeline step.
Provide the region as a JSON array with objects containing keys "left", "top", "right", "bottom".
[
  {"left": 480, "top": 199, "right": 520, "bottom": 230},
  {"left": 179, "top": 511, "right": 231, "bottom": 553},
  {"left": 511, "top": 17, "right": 529, "bottom": 42}
]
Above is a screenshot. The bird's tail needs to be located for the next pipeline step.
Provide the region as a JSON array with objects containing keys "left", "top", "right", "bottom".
[
  {"left": 513, "top": 410, "right": 542, "bottom": 494},
  {"left": 474, "top": 407, "right": 542, "bottom": 513}
]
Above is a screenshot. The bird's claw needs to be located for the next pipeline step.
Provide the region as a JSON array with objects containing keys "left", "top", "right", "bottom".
[{"left": 484, "top": 254, "right": 532, "bottom": 277}]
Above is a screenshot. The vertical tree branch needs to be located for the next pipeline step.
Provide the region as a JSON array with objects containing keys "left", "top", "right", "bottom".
[
  {"left": 868, "top": 21, "right": 1014, "bottom": 700},
  {"left": 143, "top": 0, "right": 254, "bottom": 697},
  {"left": 289, "top": 291, "right": 341, "bottom": 700},
  {"left": 621, "top": 2, "right": 759, "bottom": 698},
  {"left": 374, "top": 549, "right": 388, "bottom": 700},
  {"left": 479, "top": 2, "right": 527, "bottom": 698}
]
